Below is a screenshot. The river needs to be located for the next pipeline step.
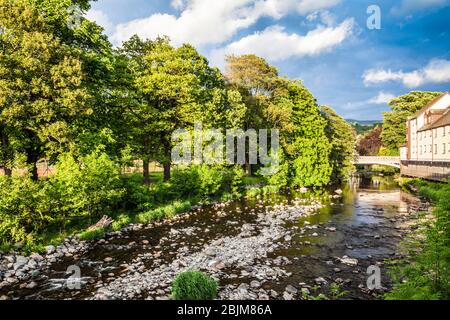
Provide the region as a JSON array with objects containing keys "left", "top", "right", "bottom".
[{"left": 0, "top": 174, "right": 428, "bottom": 300}]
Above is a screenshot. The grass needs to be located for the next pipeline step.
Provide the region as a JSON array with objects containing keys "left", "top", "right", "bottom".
[
  {"left": 172, "top": 270, "right": 218, "bottom": 300},
  {"left": 0, "top": 172, "right": 279, "bottom": 254}
]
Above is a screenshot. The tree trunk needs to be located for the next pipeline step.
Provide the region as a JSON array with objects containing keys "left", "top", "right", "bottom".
[
  {"left": 26, "top": 149, "right": 39, "bottom": 181},
  {"left": 0, "top": 128, "right": 12, "bottom": 176},
  {"left": 163, "top": 163, "right": 171, "bottom": 181},
  {"left": 4, "top": 167, "right": 12, "bottom": 177},
  {"left": 143, "top": 159, "right": 150, "bottom": 185},
  {"left": 246, "top": 162, "right": 252, "bottom": 176}
]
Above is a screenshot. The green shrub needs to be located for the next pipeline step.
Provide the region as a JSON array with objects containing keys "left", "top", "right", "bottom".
[
  {"left": 172, "top": 271, "right": 218, "bottom": 300},
  {"left": 386, "top": 180, "right": 450, "bottom": 300},
  {"left": 0, "top": 175, "right": 50, "bottom": 245},
  {"left": 120, "top": 174, "right": 153, "bottom": 211},
  {"left": 51, "top": 152, "right": 125, "bottom": 217},
  {"left": 172, "top": 165, "right": 226, "bottom": 199},
  {"left": 135, "top": 201, "right": 191, "bottom": 224},
  {"left": 111, "top": 214, "right": 132, "bottom": 231},
  {"left": 0, "top": 151, "right": 125, "bottom": 247},
  {"left": 78, "top": 227, "right": 106, "bottom": 241},
  {"left": 171, "top": 167, "right": 201, "bottom": 198}
]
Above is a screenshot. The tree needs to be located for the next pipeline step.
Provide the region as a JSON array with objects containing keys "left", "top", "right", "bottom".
[
  {"left": 121, "top": 36, "right": 244, "bottom": 183},
  {"left": 0, "top": 0, "right": 90, "bottom": 179},
  {"left": 225, "top": 54, "right": 280, "bottom": 175},
  {"left": 282, "top": 80, "right": 332, "bottom": 187},
  {"left": 381, "top": 91, "right": 442, "bottom": 154},
  {"left": 322, "top": 106, "right": 356, "bottom": 182},
  {"left": 357, "top": 125, "right": 383, "bottom": 156}
]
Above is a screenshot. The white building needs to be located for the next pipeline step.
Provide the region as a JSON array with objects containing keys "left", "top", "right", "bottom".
[{"left": 406, "top": 93, "right": 450, "bottom": 162}]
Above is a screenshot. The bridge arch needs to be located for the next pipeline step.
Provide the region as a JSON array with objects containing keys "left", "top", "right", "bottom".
[{"left": 353, "top": 156, "right": 401, "bottom": 169}]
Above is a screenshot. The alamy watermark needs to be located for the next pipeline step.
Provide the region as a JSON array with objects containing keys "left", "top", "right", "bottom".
[
  {"left": 367, "top": 265, "right": 382, "bottom": 290},
  {"left": 66, "top": 265, "right": 81, "bottom": 290},
  {"left": 367, "top": 5, "right": 381, "bottom": 30},
  {"left": 171, "top": 123, "right": 280, "bottom": 176}
]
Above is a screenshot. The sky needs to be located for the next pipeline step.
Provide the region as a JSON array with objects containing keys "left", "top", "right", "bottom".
[{"left": 85, "top": 0, "right": 450, "bottom": 120}]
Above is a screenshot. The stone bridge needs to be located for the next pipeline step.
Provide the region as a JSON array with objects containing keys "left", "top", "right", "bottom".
[{"left": 354, "top": 156, "right": 401, "bottom": 169}]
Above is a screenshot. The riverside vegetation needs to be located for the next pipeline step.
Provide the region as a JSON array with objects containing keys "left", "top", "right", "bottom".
[
  {"left": 0, "top": 1, "right": 356, "bottom": 253},
  {"left": 387, "top": 178, "right": 450, "bottom": 300}
]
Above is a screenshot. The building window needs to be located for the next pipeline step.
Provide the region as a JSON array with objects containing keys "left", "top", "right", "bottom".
[
  {"left": 420, "top": 145, "right": 422, "bottom": 155},
  {"left": 429, "top": 130, "right": 432, "bottom": 138},
  {"left": 443, "top": 143, "right": 446, "bottom": 154},
  {"left": 444, "top": 126, "right": 446, "bottom": 137},
  {"left": 435, "top": 144, "right": 438, "bottom": 154},
  {"left": 430, "top": 145, "right": 433, "bottom": 153}
]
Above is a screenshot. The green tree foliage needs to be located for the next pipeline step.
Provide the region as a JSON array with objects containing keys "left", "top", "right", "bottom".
[
  {"left": 321, "top": 106, "right": 356, "bottom": 182},
  {"left": 120, "top": 36, "right": 245, "bottom": 183},
  {"left": 0, "top": 0, "right": 90, "bottom": 178},
  {"left": 0, "top": 151, "right": 124, "bottom": 246},
  {"left": 172, "top": 270, "right": 218, "bottom": 300},
  {"left": 278, "top": 80, "right": 332, "bottom": 188},
  {"left": 225, "top": 55, "right": 333, "bottom": 187},
  {"left": 381, "top": 91, "right": 442, "bottom": 154}
]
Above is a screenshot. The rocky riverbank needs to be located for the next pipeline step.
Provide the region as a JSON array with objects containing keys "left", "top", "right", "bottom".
[
  {"left": 93, "top": 199, "right": 323, "bottom": 300},
  {"left": 0, "top": 177, "right": 429, "bottom": 300}
]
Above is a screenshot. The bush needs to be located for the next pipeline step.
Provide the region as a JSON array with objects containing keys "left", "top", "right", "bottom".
[
  {"left": 120, "top": 174, "right": 153, "bottom": 211},
  {"left": 51, "top": 152, "right": 125, "bottom": 218},
  {"left": 135, "top": 200, "right": 191, "bottom": 224},
  {"left": 171, "top": 165, "right": 227, "bottom": 199},
  {"left": 0, "top": 175, "right": 51, "bottom": 245},
  {"left": 386, "top": 180, "right": 450, "bottom": 300},
  {"left": 0, "top": 151, "right": 125, "bottom": 247},
  {"left": 78, "top": 227, "right": 106, "bottom": 241},
  {"left": 172, "top": 271, "right": 218, "bottom": 300}
]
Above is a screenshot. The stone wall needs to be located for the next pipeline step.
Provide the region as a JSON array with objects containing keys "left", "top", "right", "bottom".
[{"left": 401, "top": 161, "right": 450, "bottom": 181}]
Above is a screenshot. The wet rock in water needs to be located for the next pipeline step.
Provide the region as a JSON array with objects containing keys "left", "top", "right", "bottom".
[
  {"left": 45, "top": 245, "right": 56, "bottom": 254},
  {"left": 26, "top": 281, "right": 38, "bottom": 289},
  {"left": 315, "top": 277, "right": 328, "bottom": 285},
  {"left": 326, "top": 227, "right": 337, "bottom": 232},
  {"left": 335, "top": 189, "right": 343, "bottom": 195},
  {"left": 338, "top": 256, "right": 358, "bottom": 266},
  {"left": 333, "top": 268, "right": 342, "bottom": 273},
  {"left": 250, "top": 280, "right": 261, "bottom": 288},
  {"left": 285, "top": 285, "right": 298, "bottom": 294},
  {"left": 13, "top": 256, "right": 29, "bottom": 270},
  {"left": 142, "top": 240, "right": 149, "bottom": 245},
  {"left": 104, "top": 257, "right": 113, "bottom": 263},
  {"left": 283, "top": 292, "right": 294, "bottom": 300}
]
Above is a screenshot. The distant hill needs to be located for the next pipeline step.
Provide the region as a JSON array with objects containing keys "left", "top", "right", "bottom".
[
  {"left": 345, "top": 119, "right": 382, "bottom": 126},
  {"left": 346, "top": 119, "right": 382, "bottom": 135}
]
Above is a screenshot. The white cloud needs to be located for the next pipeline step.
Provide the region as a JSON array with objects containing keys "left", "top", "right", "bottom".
[
  {"left": 209, "top": 18, "right": 354, "bottom": 66},
  {"left": 306, "top": 10, "right": 336, "bottom": 26},
  {"left": 391, "top": 0, "right": 450, "bottom": 15},
  {"left": 171, "top": 0, "right": 187, "bottom": 10},
  {"left": 109, "top": 0, "right": 341, "bottom": 46},
  {"left": 368, "top": 92, "right": 396, "bottom": 104},
  {"left": 363, "top": 59, "right": 450, "bottom": 88},
  {"left": 85, "top": 9, "right": 114, "bottom": 36}
]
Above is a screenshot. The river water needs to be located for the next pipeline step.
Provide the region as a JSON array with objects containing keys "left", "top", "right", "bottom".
[{"left": 2, "top": 174, "right": 428, "bottom": 300}]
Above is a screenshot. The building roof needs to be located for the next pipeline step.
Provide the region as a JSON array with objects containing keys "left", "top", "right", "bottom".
[
  {"left": 418, "top": 109, "right": 450, "bottom": 132},
  {"left": 408, "top": 93, "right": 449, "bottom": 120}
]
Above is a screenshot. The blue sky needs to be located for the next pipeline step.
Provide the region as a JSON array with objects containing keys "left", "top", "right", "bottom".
[{"left": 86, "top": 0, "right": 450, "bottom": 120}]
